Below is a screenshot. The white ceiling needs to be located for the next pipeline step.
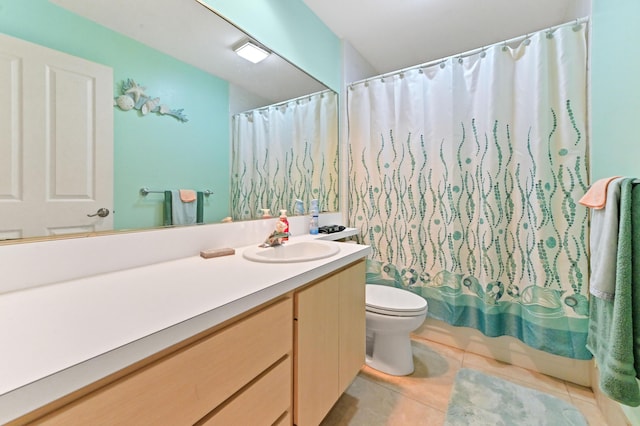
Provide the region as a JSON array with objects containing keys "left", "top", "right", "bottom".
[
  {"left": 51, "top": 0, "right": 591, "bottom": 95},
  {"left": 303, "top": 0, "right": 591, "bottom": 74}
]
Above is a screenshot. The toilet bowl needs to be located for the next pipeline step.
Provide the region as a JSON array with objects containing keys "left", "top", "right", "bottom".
[{"left": 365, "top": 284, "right": 428, "bottom": 376}]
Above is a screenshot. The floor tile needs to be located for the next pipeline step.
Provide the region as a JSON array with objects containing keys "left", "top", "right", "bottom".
[
  {"left": 320, "top": 337, "right": 607, "bottom": 425},
  {"left": 321, "top": 376, "right": 446, "bottom": 426},
  {"left": 565, "top": 381, "right": 599, "bottom": 404},
  {"left": 360, "top": 339, "right": 463, "bottom": 412},
  {"left": 570, "top": 399, "right": 609, "bottom": 426}
]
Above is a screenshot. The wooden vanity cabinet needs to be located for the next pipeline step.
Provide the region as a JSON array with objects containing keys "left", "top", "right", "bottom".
[
  {"left": 17, "top": 259, "right": 366, "bottom": 426},
  {"left": 27, "top": 297, "right": 293, "bottom": 426},
  {"left": 294, "top": 260, "right": 366, "bottom": 426}
]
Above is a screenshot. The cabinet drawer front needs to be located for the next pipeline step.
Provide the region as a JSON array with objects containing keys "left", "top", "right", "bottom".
[
  {"left": 274, "top": 411, "right": 291, "bottom": 426},
  {"left": 37, "top": 297, "right": 293, "bottom": 425},
  {"left": 199, "top": 355, "right": 291, "bottom": 425}
]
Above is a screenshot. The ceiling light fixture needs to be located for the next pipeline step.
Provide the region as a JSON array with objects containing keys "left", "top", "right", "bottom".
[{"left": 234, "top": 40, "right": 270, "bottom": 64}]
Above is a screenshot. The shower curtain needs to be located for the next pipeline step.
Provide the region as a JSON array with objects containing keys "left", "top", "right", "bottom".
[
  {"left": 231, "top": 90, "right": 339, "bottom": 220},
  {"left": 348, "top": 23, "right": 590, "bottom": 359}
]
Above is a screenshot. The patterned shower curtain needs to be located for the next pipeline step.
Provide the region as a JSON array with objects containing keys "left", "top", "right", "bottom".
[
  {"left": 231, "top": 90, "right": 339, "bottom": 220},
  {"left": 348, "top": 23, "right": 590, "bottom": 359}
]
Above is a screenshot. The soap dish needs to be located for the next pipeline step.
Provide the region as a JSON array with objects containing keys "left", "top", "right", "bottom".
[{"left": 200, "top": 248, "right": 235, "bottom": 259}]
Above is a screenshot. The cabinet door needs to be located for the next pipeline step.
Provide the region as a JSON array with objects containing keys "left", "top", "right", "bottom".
[
  {"left": 294, "top": 273, "right": 340, "bottom": 426},
  {"left": 338, "top": 260, "right": 366, "bottom": 393}
]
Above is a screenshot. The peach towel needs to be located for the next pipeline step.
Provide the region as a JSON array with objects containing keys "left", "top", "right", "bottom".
[
  {"left": 579, "top": 176, "right": 622, "bottom": 209},
  {"left": 179, "top": 189, "right": 196, "bottom": 203}
]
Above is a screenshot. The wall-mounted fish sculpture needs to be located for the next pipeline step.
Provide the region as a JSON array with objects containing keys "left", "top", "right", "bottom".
[{"left": 113, "top": 78, "right": 188, "bottom": 122}]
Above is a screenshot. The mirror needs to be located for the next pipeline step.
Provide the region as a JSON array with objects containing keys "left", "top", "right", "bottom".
[{"left": 0, "top": 0, "right": 338, "bottom": 243}]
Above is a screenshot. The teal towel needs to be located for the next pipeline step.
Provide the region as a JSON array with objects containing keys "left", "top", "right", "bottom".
[
  {"left": 631, "top": 183, "right": 640, "bottom": 381},
  {"left": 586, "top": 178, "right": 640, "bottom": 406},
  {"left": 196, "top": 191, "right": 204, "bottom": 224},
  {"left": 163, "top": 190, "right": 204, "bottom": 225},
  {"left": 163, "top": 190, "right": 172, "bottom": 226}
]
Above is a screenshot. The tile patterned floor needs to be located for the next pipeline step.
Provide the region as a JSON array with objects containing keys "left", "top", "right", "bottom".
[{"left": 321, "top": 336, "right": 608, "bottom": 425}]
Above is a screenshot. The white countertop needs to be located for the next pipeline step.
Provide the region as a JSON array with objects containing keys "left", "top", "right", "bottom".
[{"left": 0, "top": 230, "right": 368, "bottom": 423}]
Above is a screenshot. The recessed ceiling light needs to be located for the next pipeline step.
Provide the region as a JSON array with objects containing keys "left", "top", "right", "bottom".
[{"left": 234, "top": 40, "right": 270, "bottom": 64}]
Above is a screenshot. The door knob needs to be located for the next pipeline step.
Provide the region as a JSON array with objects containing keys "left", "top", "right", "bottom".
[{"left": 87, "top": 208, "right": 110, "bottom": 218}]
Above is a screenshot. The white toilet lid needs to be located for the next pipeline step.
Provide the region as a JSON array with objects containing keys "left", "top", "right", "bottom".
[{"left": 366, "top": 284, "right": 428, "bottom": 316}]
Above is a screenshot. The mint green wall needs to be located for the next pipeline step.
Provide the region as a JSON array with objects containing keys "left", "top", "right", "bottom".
[
  {"left": 593, "top": 2, "right": 640, "bottom": 423},
  {"left": 591, "top": 0, "right": 640, "bottom": 181},
  {"left": 0, "top": 0, "right": 230, "bottom": 230},
  {"left": 201, "top": 0, "right": 341, "bottom": 91}
]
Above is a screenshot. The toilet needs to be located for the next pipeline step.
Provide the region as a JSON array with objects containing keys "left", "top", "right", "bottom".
[{"left": 365, "top": 284, "right": 428, "bottom": 376}]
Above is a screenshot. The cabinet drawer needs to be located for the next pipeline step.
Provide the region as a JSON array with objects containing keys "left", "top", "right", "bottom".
[
  {"left": 199, "top": 355, "right": 291, "bottom": 425},
  {"left": 36, "top": 297, "right": 293, "bottom": 425},
  {"left": 274, "top": 411, "right": 291, "bottom": 426}
]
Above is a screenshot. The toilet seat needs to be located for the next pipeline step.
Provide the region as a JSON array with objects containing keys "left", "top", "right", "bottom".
[{"left": 365, "top": 284, "right": 428, "bottom": 317}]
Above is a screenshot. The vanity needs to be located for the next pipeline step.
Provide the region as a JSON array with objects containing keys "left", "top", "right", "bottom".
[{"left": 0, "top": 222, "right": 370, "bottom": 425}]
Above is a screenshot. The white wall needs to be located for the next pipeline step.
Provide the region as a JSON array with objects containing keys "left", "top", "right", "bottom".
[
  {"left": 229, "top": 84, "right": 271, "bottom": 115},
  {"left": 342, "top": 40, "right": 378, "bottom": 83}
]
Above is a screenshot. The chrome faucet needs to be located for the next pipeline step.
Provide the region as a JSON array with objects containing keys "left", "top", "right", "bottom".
[{"left": 260, "top": 231, "right": 289, "bottom": 247}]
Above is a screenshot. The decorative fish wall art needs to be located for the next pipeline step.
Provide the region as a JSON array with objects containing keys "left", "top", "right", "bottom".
[{"left": 113, "top": 78, "right": 188, "bottom": 122}]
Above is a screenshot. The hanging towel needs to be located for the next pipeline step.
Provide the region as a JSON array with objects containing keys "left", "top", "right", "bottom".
[
  {"left": 579, "top": 176, "right": 622, "bottom": 209},
  {"left": 632, "top": 184, "right": 640, "bottom": 382},
  {"left": 196, "top": 191, "right": 204, "bottom": 224},
  {"left": 180, "top": 189, "right": 196, "bottom": 203},
  {"left": 162, "top": 190, "right": 204, "bottom": 226},
  {"left": 163, "top": 190, "right": 172, "bottom": 226},
  {"left": 586, "top": 178, "right": 640, "bottom": 407},
  {"left": 588, "top": 177, "right": 624, "bottom": 301},
  {"left": 170, "top": 190, "right": 197, "bottom": 225}
]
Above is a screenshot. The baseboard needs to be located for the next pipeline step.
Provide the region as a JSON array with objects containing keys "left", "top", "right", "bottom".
[{"left": 414, "top": 318, "right": 592, "bottom": 387}]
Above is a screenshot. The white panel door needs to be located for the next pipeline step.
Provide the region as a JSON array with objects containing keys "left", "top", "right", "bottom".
[{"left": 0, "top": 33, "right": 113, "bottom": 240}]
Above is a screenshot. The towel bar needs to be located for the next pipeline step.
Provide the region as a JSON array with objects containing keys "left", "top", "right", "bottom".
[{"left": 140, "top": 187, "right": 213, "bottom": 196}]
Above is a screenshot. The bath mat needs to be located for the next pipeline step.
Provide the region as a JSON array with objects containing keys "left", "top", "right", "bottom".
[{"left": 444, "top": 368, "right": 587, "bottom": 426}]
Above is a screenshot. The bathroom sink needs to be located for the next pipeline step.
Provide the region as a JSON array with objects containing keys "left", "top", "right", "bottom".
[{"left": 243, "top": 241, "right": 340, "bottom": 263}]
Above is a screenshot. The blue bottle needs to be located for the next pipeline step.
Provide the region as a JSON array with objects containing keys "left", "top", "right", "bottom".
[
  {"left": 309, "top": 214, "right": 319, "bottom": 235},
  {"left": 309, "top": 199, "right": 319, "bottom": 234}
]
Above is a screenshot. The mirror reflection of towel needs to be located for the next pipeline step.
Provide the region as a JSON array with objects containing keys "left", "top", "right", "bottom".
[
  {"left": 180, "top": 189, "right": 196, "bottom": 203},
  {"left": 163, "top": 190, "right": 204, "bottom": 225},
  {"left": 171, "top": 189, "right": 196, "bottom": 225}
]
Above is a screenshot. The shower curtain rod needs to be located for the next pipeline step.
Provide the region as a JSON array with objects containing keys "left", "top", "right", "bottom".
[
  {"left": 236, "top": 88, "right": 333, "bottom": 116},
  {"left": 349, "top": 16, "right": 589, "bottom": 88}
]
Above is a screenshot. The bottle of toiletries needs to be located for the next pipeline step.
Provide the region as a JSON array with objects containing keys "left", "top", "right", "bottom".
[
  {"left": 260, "top": 208, "right": 271, "bottom": 218},
  {"left": 294, "top": 199, "right": 304, "bottom": 215},
  {"left": 279, "top": 209, "right": 289, "bottom": 241},
  {"left": 309, "top": 213, "right": 319, "bottom": 235},
  {"left": 309, "top": 199, "right": 319, "bottom": 235}
]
